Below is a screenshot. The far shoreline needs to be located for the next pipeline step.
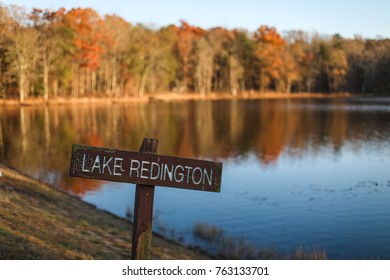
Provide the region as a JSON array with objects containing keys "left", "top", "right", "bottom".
[{"left": 0, "top": 92, "right": 355, "bottom": 107}]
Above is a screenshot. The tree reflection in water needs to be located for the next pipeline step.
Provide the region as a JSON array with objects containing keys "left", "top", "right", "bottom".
[{"left": 1, "top": 98, "right": 389, "bottom": 195}]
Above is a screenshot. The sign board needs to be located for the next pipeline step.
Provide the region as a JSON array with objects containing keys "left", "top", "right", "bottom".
[
  {"left": 70, "top": 144, "right": 222, "bottom": 192},
  {"left": 69, "top": 139, "right": 223, "bottom": 260}
]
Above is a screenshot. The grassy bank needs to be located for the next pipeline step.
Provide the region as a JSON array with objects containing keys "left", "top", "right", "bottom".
[
  {"left": 0, "top": 164, "right": 328, "bottom": 260},
  {"left": 0, "top": 164, "right": 209, "bottom": 260}
]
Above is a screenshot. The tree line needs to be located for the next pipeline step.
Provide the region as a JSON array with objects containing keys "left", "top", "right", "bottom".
[{"left": 0, "top": 5, "right": 389, "bottom": 102}]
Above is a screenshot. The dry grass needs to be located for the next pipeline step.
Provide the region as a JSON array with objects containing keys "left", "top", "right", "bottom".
[
  {"left": 0, "top": 92, "right": 352, "bottom": 107},
  {"left": 193, "top": 222, "right": 327, "bottom": 260},
  {"left": 0, "top": 164, "right": 209, "bottom": 260}
]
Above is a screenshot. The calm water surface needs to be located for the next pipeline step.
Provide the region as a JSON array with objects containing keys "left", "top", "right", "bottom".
[{"left": 1, "top": 97, "right": 390, "bottom": 259}]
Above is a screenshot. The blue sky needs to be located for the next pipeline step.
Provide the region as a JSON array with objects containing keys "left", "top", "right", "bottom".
[{"left": 1, "top": 0, "right": 389, "bottom": 38}]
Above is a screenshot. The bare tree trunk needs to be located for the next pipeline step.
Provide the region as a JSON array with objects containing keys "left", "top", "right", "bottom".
[
  {"left": 72, "top": 63, "right": 78, "bottom": 97},
  {"left": 286, "top": 78, "right": 291, "bottom": 94},
  {"left": 102, "top": 57, "right": 109, "bottom": 96},
  {"left": 259, "top": 70, "right": 266, "bottom": 93},
  {"left": 111, "top": 56, "right": 118, "bottom": 97},
  {"left": 52, "top": 79, "right": 58, "bottom": 97},
  {"left": 207, "top": 68, "right": 212, "bottom": 94},
  {"left": 86, "top": 68, "right": 91, "bottom": 96},
  {"left": 19, "top": 66, "right": 26, "bottom": 104},
  {"left": 92, "top": 70, "right": 96, "bottom": 95},
  {"left": 138, "top": 65, "right": 149, "bottom": 97},
  {"left": 43, "top": 55, "right": 49, "bottom": 102}
]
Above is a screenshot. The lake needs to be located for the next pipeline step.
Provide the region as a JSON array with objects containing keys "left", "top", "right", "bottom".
[{"left": 1, "top": 96, "right": 390, "bottom": 259}]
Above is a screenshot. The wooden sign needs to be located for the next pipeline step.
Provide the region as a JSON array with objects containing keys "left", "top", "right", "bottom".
[
  {"left": 70, "top": 144, "right": 222, "bottom": 192},
  {"left": 69, "top": 138, "right": 223, "bottom": 260}
]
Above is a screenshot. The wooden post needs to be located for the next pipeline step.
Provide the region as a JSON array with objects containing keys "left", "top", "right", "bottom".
[{"left": 131, "top": 138, "right": 158, "bottom": 260}]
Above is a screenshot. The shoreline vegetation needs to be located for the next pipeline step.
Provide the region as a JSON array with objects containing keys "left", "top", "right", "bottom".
[{"left": 0, "top": 92, "right": 352, "bottom": 107}]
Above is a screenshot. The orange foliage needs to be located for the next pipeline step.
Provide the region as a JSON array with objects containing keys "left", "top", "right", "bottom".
[
  {"left": 174, "top": 20, "right": 206, "bottom": 87},
  {"left": 256, "top": 25, "right": 285, "bottom": 46},
  {"left": 255, "top": 25, "right": 298, "bottom": 91},
  {"left": 4, "top": 4, "right": 385, "bottom": 97},
  {"left": 177, "top": 20, "right": 205, "bottom": 36},
  {"left": 64, "top": 8, "right": 105, "bottom": 70}
]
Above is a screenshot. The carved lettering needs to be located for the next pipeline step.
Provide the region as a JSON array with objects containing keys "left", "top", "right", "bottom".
[
  {"left": 113, "top": 157, "right": 124, "bottom": 176},
  {"left": 72, "top": 144, "right": 222, "bottom": 192},
  {"left": 129, "top": 159, "right": 140, "bottom": 177},
  {"left": 140, "top": 161, "right": 150, "bottom": 179},
  {"left": 82, "top": 154, "right": 90, "bottom": 172},
  {"left": 91, "top": 155, "right": 101, "bottom": 173},
  {"left": 102, "top": 156, "right": 113, "bottom": 175},
  {"left": 150, "top": 162, "right": 160, "bottom": 179},
  {"left": 174, "top": 165, "right": 184, "bottom": 183},
  {"left": 192, "top": 167, "right": 203, "bottom": 185}
]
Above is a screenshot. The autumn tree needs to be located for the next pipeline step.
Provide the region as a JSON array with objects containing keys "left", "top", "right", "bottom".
[
  {"left": 207, "top": 27, "right": 245, "bottom": 95},
  {"left": 234, "top": 30, "right": 257, "bottom": 92},
  {"left": 0, "top": 6, "right": 12, "bottom": 98},
  {"left": 153, "top": 26, "right": 177, "bottom": 93},
  {"left": 125, "top": 24, "right": 159, "bottom": 97},
  {"left": 208, "top": 28, "right": 229, "bottom": 93},
  {"left": 100, "top": 14, "right": 131, "bottom": 97},
  {"left": 317, "top": 36, "right": 348, "bottom": 92},
  {"left": 141, "top": 26, "right": 177, "bottom": 95},
  {"left": 63, "top": 8, "right": 105, "bottom": 96},
  {"left": 194, "top": 35, "right": 213, "bottom": 94},
  {"left": 227, "top": 30, "right": 246, "bottom": 95},
  {"left": 30, "top": 7, "right": 70, "bottom": 101},
  {"left": 4, "top": 5, "right": 38, "bottom": 103},
  {"left": 173, "top": 20, "right": 205, "bottom": 93},
  {"left": 344, "top": 37, "right": 372, "bottom": 93},
  {"left": 285, "top": 30, "right": 315, "bottom": 92},
  {"left": 279, "top": 49, "right": 298, "bottom": 93},
  {"left": 255, "top": 25, "right": 285, "bottom": 92}
]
